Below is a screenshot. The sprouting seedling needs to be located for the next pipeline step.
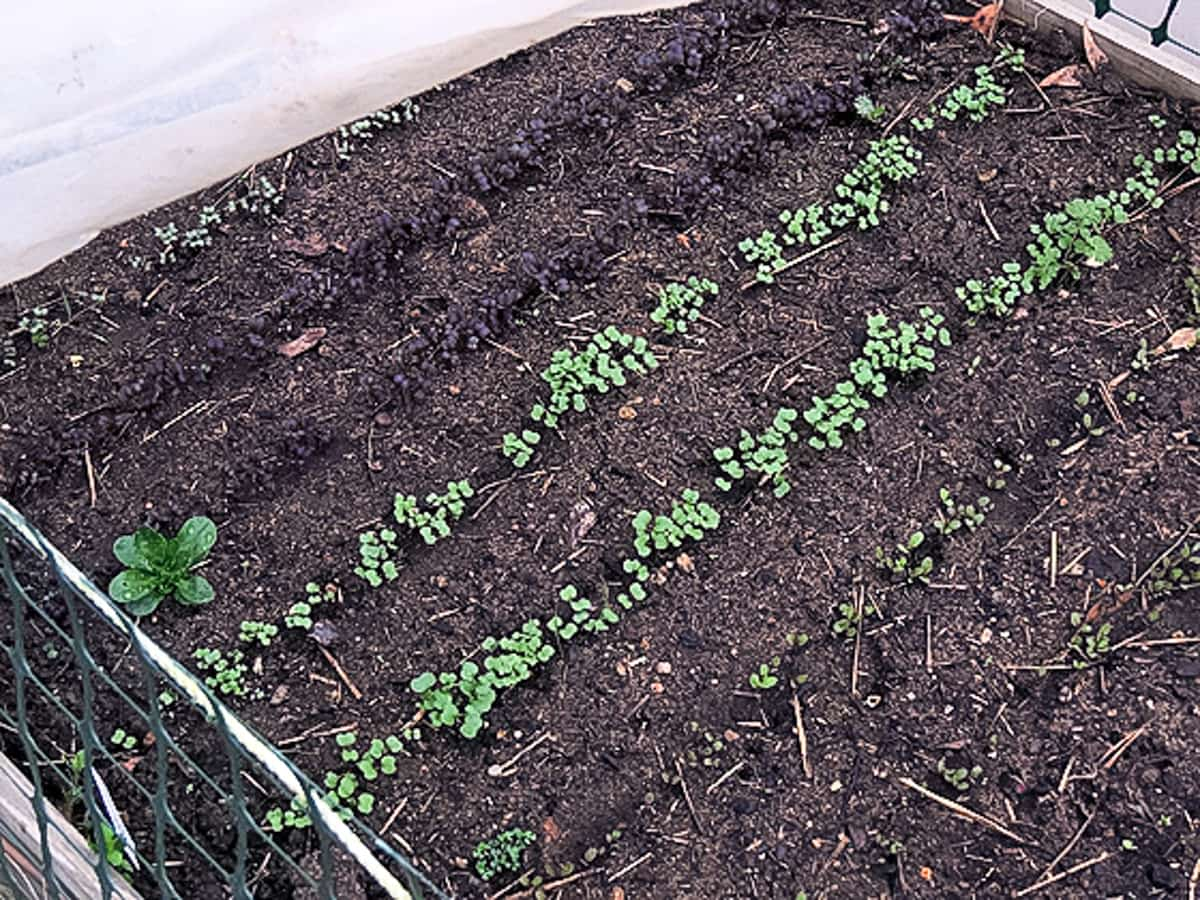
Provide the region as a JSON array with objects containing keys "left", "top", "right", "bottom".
[
  {"left": 502, "top": 429, "right": 541, "bottom": 468},
  {"left": 749, "top": 660, "right": 779, "bottom": 690}
]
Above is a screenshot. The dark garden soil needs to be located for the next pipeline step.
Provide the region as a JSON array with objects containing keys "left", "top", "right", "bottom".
[{"left": 2, "top": 1, "right": 1200, "bottom": 898}]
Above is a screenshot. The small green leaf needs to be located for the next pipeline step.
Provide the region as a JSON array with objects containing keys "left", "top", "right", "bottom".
[
  {"left": 173, "top": 574, "right": 214, "bottom": 606},
  {"left": 175, "top": 516, "right": 217, "bottom": 566},
  {"left": 112, "top": 535, "right": 148, "bottom": 569}
]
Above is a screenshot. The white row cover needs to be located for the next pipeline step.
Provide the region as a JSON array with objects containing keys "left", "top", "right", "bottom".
[{"left": 0, "top": 0, "right": 686, "bottom": 287}]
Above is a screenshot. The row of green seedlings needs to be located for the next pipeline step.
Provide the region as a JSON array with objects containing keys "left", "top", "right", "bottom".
[
  {"left": 712, "top": 305, "right": 951, "bottom": 501},
  {"left": 263, "top": 725, "right": 421, "bottom": 832},
  {"left": 959, "top": 127, "right": 1199, "bottom": 320},
  {"left": 135, "top": 100, "right": 421, "bottom": 270},
  {"left": 408, "top": 489, "right": 720, "bottom": 738},
  {"left": 356, "top": 321, "right": 668, "bottom": 586},
  {"left": 190, "top": 583, "right": 336, "bottom": 698},
  {"left": 333, "top": 99, "right": 420, "bottom": 162},
  {"left": 714, "top": 121, "right": 1198, "bottom": 505},
  {"left": 145, "top": 173, "right": 284, "bottom": 268},
  {"left": 739, "top": 46, "right": 1026, "bottom": 285}
]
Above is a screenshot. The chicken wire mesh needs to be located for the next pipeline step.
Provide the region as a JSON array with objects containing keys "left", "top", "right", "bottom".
[{"left": 0, "top": 498, "right": 442, "bottom": 900}]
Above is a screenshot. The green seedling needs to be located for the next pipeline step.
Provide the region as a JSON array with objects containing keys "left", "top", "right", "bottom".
[
  {"left": 109, "top": 729, "right": 138, "bottom": 752},
  {"left": 193, "top": 647, "right": 254, "bottom": 697},
  {"left": 239, "top": 620, "right": 279, "bottom": 647},
  {"left": 875, "top": 530, "right": 933, "bottom": 583},
  {"left": 18, "top": 306, "right": 53, "bottom": 348},
  {"left": 854, "top": 94, "right": 886, "bottom": 124},
  {"left": 354, "top": 528, "right": 399, "bottom": 587},
  {"left": 335, "top": 100, "right": 420, "bottom": 161},
  {"left": 473, "top": 828, "right": 535, "bottom": 881},
  {"left": 1068, "top": 614, "right": 1112, "bottom": 669},
  {"left": 109, "top": 516, "right": 217, "bottom": 616},
  {"left": 501, "top": 429, "right": 542, "bottom": 468},
  {"left": 286, "top": 581, "right": 337, "bottom": 630},
  {"left": 832, "top": 601, "right": 862, "bottom": 639},
  {"left": 749, "top": 659, "right": 780, "bottom": 690},
  {"left": 938, "top": 757, "right": 983, "bottom": 792},
  {"left": 650, "top": 276, "right": 718, "bottom": 334},
  {"left": 393, "top": 479, "right": 475, "bottom": 546},
  {"left": 933, "top": 488, "right": 992, "bottom": 536}
]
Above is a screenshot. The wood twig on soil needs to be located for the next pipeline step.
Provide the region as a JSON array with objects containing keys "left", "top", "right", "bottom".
[
  {"left": 706, "top": 760, "right": 746, "bottom": 795},
  {"left": 739, "top": 235, "right": 849, "bottom": 291},
  {"left": 487, "top": 732, "right": 552, "bottom": 778},
  {"left": 1190, "top": 854, "right": 1200, "bottom": 900},
  {"left": 674, "top": 756, "right": 705, "bottom": 835},
  {"left": 898, "top": 777, "right": 1028, "bottom": 844},
  {"left": 1012, "top": 852, "right": 1114, "bottom": 897},
  {"left": 1097, "top": 378, "right": 1126, "bottom": 434},
  {"left": 791, "top": 693, "right": 812, "bottom": 778},
  {"left": 278, "top": 721, "right": 358, "bottom": 747},
  {"left": 851, "top": 586, "right": 865, "bottom": 698},
  {"left": 1134, "top": 515, "right": 1200, "bottom": 588},
  {"left": 1033, "top": 808, "right": 1094, "bottom": 886},
  {"left": 978, "top": 199, "right": 1001, "bottom": 241},
  {"left": 141, "top": 399, "right": 213, "bottom": 445},
  {"left": 315, "top": 645, "right": 363, "bottom": 700},
  {"left": 713, "top": 345, "right": 768, "bottom": 375},
  {"left": 498, "top": 867, "right": 602, "bottom": 900},
  {"left": 1001, "top": 495, "right": 1061, "bottom": 552},
  {"left": 83, "top": 446, "right": 97, "bottom": 508},
  {"left": 1096, "top": 721, "right": 1148, "bottom": 770},
  {"left": 760, "top": 337, "right": 832, "bottom": 393},
  {"left": 607, "top": 851, "right": 653, "bottom": 883}
]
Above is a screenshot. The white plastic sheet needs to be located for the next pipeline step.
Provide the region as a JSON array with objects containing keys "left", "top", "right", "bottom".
[{"left": 0, "top": 1, "right": 688, "bottom": 287}]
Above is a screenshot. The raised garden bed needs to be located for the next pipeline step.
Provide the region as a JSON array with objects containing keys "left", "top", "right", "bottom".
[{"left": 3, "top": 0, "right": 1200, "bottom": 897}]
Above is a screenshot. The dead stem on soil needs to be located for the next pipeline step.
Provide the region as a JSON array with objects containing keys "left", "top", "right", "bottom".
[
  {"left": 1013, "top": 852, "right": 1115, "bottom": 897},
  {"left": 1032, "top": 809, "right": 1094, "bottom": 887},
  {"left": 760, "top": 336, "right": 832, "bottom": 393},
  {"left": 1134, "top": 515, "right": 1200, "bottom": 589},
  {"left": 791, "top": 694, "right": 812, "bottom": 779},
  {"left": 1096, "top": 722, "right": 1148, "bottom": 770},
  {"left": 607, "top": 851, "right": 653, "bottom": 883},
  {"left": 278, "top": 720, "right": 358, "bottom": 747},
  {"left": 487, "top": 732, "right": 552, "bottom": 778},
  {"left": 851, "top": 585, "right": 865, "bottom": 698},
  {"left": 738, "top": 235, "right": 849, "bottom": 291},
  {"left": 898, "top": 777, "right": 1028, "bottom": 844},
  {"left": 316, "top": 645, "right": 363, "bottom": 700},
  {"left": 675, "top": 756, "right": 705, "bottom": 835},
  {"left": 706, "top": 760, "right": 746, "bottom": 795}
]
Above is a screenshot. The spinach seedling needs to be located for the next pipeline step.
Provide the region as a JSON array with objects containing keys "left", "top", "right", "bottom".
[{"left": 109, "top": 516, "right": 217, "bottom": 615}]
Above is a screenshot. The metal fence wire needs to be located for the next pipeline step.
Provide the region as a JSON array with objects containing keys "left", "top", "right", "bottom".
[
  {"left": 0, "top": 498, "right": 444, "bottom": 900},
  {"left": 1091, "top": 0, "right": 1198, "bottom": 57}
]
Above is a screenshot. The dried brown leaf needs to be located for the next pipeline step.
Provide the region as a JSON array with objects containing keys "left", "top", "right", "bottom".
[
  {"left": 945, "top": 2, "right": 1001, "bottom": 41},
  {"left": 1152, "top": 326, "right": 1197, "bottom": 355},
  {"left": 278, "top": 327, "right": 327, "bottom": 358},
  {"left": 1082, "top": 21, "right": 1108, "bottom": 72},
  {"left": 1039, "top": 65, "right": 1083, "bottom": 88}
]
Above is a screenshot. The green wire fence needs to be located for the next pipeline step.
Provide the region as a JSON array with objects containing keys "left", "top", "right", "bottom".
[
  {"left": 1091, "top": 0, "right": 1198, "bottom": 57},
  {"left": 0, "top": 497, "right": 443, "bottom": 900}
]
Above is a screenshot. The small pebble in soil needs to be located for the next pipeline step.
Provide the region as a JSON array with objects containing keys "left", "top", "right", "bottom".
[
  {"left": 655, "top": 661, "right": 672, "bottom": 675},
  {"left": 650, "top": 681, "right": 664, "bottom": 694}
]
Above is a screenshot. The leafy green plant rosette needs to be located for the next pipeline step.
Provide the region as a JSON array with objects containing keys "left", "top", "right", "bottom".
[{"left": 109, "top": 516, "right": 217, "bottom": 615}]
